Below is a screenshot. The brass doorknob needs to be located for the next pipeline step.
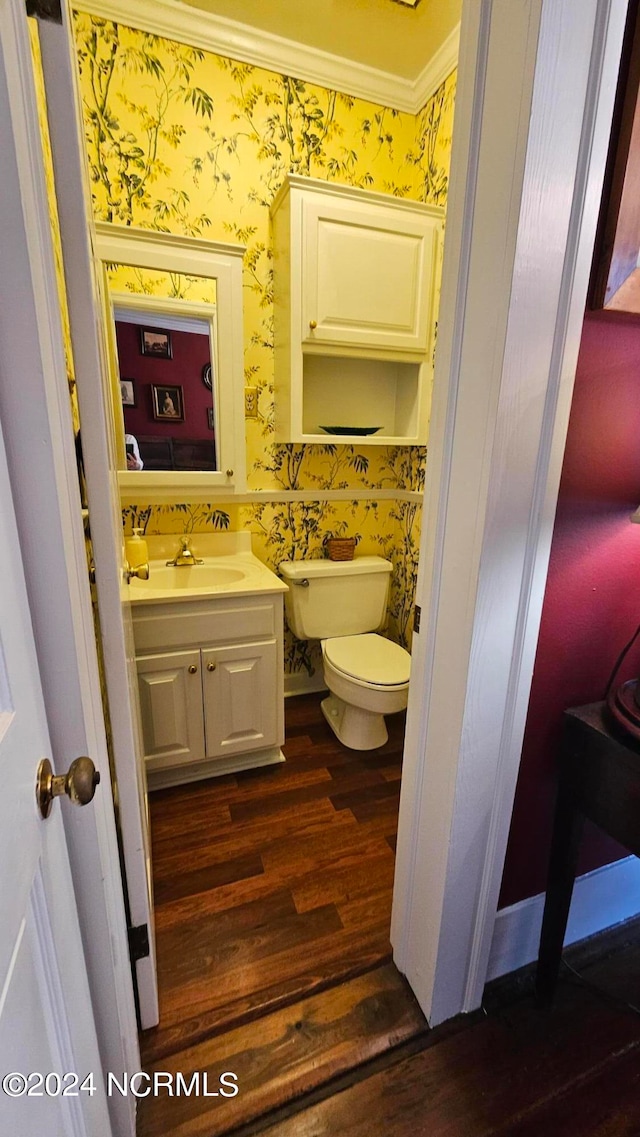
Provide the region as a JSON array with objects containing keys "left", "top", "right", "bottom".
[
  {"left": 309, "top": 320, "right": 317, "bottom": 330},
  {"left": 188, "top": 664, "right": 198, "bottom": 674},
  {"left": 36, "top": 756, "right": 100, "bottom": 820},
  {"left": 207, "top": 660, "right": 216, "bottom": 671},
  {"left": 124, "top": 560, "right": 149, "bottom": 583}
]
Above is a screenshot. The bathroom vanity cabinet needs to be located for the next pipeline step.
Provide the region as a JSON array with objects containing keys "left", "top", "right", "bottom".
[
  {"left": 270, "top": 174, "right": 443, "bottom": 445},
  {"left": 132, "top": 591, "right": 285, "bottom": 789}
]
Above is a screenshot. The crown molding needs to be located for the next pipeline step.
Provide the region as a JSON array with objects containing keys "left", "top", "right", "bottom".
[
  {"left": 413, "top": 23, "right": 459, "bottom": 111},
  {"left": 76, "top": 0, "right": 458, "bottom": 115}
]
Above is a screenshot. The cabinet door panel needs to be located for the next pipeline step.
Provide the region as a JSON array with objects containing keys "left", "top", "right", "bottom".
[
  {"left": 302, "top": 197, "right": 439, "bottom": 353},
  {"left": 136, "top": 649, "right": 205, "bottom": 770},
  {"left": 203, "top": 640, "right": 279, "bottom": 758}
]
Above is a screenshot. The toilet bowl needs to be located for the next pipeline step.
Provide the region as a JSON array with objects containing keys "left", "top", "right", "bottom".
[
  {"left": 320, "top": 633, "right": 410, "bottom": 750},
  {"left": 279, "top": 555, "right": 411, "bottom": 751}
]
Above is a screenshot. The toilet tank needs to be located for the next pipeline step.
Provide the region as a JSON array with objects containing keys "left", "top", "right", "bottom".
[{"left": 279, "top": 556, "right": 393, "bottom": 640}]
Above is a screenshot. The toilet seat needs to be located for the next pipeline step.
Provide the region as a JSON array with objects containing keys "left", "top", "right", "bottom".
[{"left": 323, "top": 634, "right": 411, "bottom": 690}]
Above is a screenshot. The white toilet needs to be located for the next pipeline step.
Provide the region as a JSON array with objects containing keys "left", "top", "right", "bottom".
[{"left": 279, "top": 556, "right": 411, "bottom": 750}]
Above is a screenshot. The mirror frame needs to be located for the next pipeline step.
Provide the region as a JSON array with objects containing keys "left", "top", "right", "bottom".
[{"left": 94, "top": 222, "right": 247, "bottom": 500}]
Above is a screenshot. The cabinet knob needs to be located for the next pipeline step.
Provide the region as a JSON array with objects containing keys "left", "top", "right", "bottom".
[
  {"left": 188, "top": 664, "right": 198, "bottom": 675},
  {"left": 207, "top": 661, "right": 216, "bottom": 672},
  {"left": 226, "top": 468, "right": 234, "bottom": 478},
  {"left": 309, "top": 320, "right": 317, "bottom": 330}
]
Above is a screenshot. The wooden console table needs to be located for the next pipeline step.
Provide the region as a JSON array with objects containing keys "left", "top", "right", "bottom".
[{"left": 536, "top": 702, "right": 640, "bottom": 1003}]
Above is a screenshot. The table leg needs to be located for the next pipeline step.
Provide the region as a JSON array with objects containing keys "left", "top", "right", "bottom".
[{"left": 535, "top": 779, "right": 584, "bottom": 1005}]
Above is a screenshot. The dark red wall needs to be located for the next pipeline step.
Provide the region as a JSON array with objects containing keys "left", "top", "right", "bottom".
[
  {"left": 500, "top": 310, "right": 640, "bottom": 908},
  {"left": 117, "top": 322, "right": 212, "bottom": 440}
]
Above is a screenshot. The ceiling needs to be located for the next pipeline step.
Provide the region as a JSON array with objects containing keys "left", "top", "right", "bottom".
[{"left": 177, "top": 0, "right": 461, "bottom": 82}]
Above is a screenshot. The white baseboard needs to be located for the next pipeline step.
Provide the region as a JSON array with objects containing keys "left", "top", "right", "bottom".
[
  {"left": 284, "top": 672, "right": 328, "bottom": 698},
  {"left": 487, "top": 855, "right": 640, "bottom": 982}
]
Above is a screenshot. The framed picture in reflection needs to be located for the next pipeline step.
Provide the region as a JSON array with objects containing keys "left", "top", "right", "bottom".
[
  {"left": 140, "top": 326, "right": 172, "bottom": 358},
  {"left": 151, "top": 384, "right": 184, "bottom": 422},
  {"left": 120, "top": 378, "right": 136, "bottom": 407}
]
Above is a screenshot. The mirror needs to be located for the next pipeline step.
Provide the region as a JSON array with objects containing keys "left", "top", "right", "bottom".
[{"left": 94, "top": 223, "right": 247, "bottom": 498}]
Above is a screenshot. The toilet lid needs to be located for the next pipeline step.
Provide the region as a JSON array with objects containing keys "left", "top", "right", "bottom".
[{"left": 324, "top": 634, "right": 411, "bottom": 686}]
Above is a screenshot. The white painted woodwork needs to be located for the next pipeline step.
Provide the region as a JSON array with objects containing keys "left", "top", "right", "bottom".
[
  {"left": 392, "top": 0, "right": 628, "bottom": 1026},
  {"left": 302, "top": 195, "right": 438, "bottom": 353},
  {"left": 488, "top": 857, "right": 640, "bottom": 983},
  {"left": 203, "top": 640, "right": 279, "bottom": 758},
  {"left": 93, "top": 223, "right": 247, "bottom": 500},
  {"left": 75, "top": 0, "right": 459, "bottom": 115},
  {"left": 0, "top": 421, "right": 111, "bottom": 1136},
  {"left": 137, "top": 649, "right": 205, "bottom": 771},
  {"left": 35, "top": 2, "right": 158, "bottom": 1035},
  {"left": 133, "top": 592, "right": 285, "bottom": 786},
  {"left": 0, "top": 0, "right": 140, "bottom": 1123},
  {"left": 271, "top": 175, "right": 441, "bottom": 444}
]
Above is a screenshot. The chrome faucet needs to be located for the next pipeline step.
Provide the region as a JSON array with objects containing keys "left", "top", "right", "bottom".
[{"left": 166, "top": 536, "right": 204, "bottom": 567}]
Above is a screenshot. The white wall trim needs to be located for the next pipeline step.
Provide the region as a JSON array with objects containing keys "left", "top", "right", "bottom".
[
  {"left": 284, "top": 671, "right": 328, "bottom": 698},
  {"left": 76, "top": 0, "right": 458, "bottom": 114},
  {"left": 414, "top": 24, "right": 460, "bottom": 111},
  {"left": 487, "top": 857, "right": 640, "bottom": 982},
  {"left": 119, "top": 486, "right": 420, "bottom": 505}
]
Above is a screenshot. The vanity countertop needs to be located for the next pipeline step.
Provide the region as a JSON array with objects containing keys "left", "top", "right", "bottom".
[
  {"left": 128, "top": 553, "right": 287, "bottom": 605},
  {"left": 126, "top": 532, "right": 287, "bottom": 605}
]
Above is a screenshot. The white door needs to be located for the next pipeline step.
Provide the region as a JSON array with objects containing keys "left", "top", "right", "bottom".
[
  {"left": 34, "top": 2, "right": 159, "bottom": 1027},
  {"left": 0, "top": 424, "right": 112, "bottom": 1135}
]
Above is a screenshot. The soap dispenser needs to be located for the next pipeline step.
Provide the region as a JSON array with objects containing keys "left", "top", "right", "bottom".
[{"left": 125, "top": 527, "right": 148, "bottom": 569}]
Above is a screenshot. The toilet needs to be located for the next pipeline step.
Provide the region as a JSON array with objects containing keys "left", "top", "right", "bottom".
[{"left": 279, "top": 556, "right": 411, "bottom": 750}]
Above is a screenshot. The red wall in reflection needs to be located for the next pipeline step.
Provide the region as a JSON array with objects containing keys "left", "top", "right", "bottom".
[{"left": 117, "top": 321, "right": 212, "bottom": 441}]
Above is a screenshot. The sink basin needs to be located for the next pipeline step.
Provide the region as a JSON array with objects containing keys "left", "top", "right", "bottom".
[
  {"left": 126, "top": 547, "right": 288, "bottom": 605},
  {"left": 130, "top": 564, "right": 247, "bottom": 590}
]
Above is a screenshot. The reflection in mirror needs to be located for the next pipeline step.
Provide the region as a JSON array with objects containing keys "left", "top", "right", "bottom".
[
  {"left": 94, "top": 223, "right": 247, "bottom": 496},
  {"left": 105, "top": 265, "right": 219, "bottom": 473}
]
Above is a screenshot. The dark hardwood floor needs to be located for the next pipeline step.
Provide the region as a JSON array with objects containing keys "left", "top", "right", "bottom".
[
  {"left": 251, "top": 920, "right": 640, "bottom": 1137},
  {"left": 137, "top": 695, "right": 640, "bottom": 1137},
  {"left": 141, "top": 695, "right": 405, "bottom": 1067}
]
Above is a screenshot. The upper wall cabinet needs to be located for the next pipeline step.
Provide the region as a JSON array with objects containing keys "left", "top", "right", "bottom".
[{"left": 271, "top": 176, "right": 443, "bottom": 446}]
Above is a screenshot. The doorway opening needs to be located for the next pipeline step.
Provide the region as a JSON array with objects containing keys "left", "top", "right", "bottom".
[{"left": 66, "top": 0, "right": 459, "bottom": 1127}]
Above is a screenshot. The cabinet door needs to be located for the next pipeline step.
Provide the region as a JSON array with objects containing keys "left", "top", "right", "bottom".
[
  {"left": 202, "top": 640, "right": 279, "bottom": 759},
  {"left": 302, "top": 195, "right": 439, "bottom": 353},
  {"left": 136, "top": 649, "right": 205, "bottom": 771}
]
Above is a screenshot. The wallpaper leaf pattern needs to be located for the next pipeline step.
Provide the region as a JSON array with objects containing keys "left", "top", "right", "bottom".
[{"left": 74, "top": 11, "right": 455, "bottom": 671}]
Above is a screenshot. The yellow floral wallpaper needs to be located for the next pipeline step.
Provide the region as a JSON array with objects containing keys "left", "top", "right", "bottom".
[{"left": 73, "top": 11, "right": 456, "bottom": 675}]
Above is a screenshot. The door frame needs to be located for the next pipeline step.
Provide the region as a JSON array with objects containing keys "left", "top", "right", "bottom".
[
  {"left": 393, "top": 0, "right": 628, "bottom": 1024},
  {"left": 0, "top": 1, "right": 138, "bottom": 1133},
  {"left": 2, "top": 0, "right": 629, "bottom": 1107}
]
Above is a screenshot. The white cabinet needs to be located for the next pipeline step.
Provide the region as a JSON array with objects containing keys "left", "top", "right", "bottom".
[
  {"left": 132, "top": 592, "right": 284, "bottom": 789},
  {"left": 202, "top": 641, "right": 278, "bottom": 759},
  {"left": 301, "top": 193, "right": 437, "bottom": 354},
  {"left": 137, "top": 648, "right": 205, "bottom": 771},
  {"left": 271, "top": 174, "right": 443, "bottom": 445}
]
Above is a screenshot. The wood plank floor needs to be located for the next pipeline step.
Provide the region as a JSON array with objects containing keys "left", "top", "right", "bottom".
[
  {"left": 137, "top": 962, "right": 428, "bottom": 1137},
  {"left": 250, "top": 920, "right": 640, "bottom": 1137},
  {"left": 141, "top": 695, "right": 405, "bottom": 1066}
]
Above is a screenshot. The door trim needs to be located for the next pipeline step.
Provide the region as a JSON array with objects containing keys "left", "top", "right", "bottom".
[{"left": 392, "top": 0, "right": 628, "bottom": 1024}]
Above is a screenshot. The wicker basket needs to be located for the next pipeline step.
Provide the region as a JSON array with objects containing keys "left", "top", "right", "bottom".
[{"left": 325, "top": 537, "right": 357, "bottom": 561}]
